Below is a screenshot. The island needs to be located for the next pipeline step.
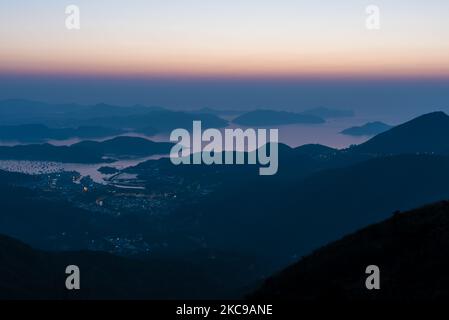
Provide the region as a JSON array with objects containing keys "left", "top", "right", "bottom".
[{"left": 341, "top": 121, "right": 393, "bottom": 136}]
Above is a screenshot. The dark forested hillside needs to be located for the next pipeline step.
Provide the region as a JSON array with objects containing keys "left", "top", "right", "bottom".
[
  {"left": 0, "top": 234, "right": 255, "bottom": 299},
  {"left": 179, "top": 154, "right": 449, "bottom": 268},
  {"left": 251, "top": 201, "right": 449, "bottom": 301}
]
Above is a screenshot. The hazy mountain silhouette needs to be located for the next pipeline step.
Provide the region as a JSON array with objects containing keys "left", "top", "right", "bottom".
[
  {"left": 341, "top": 121, "right": 393, "bottom": 137},
  {"left": 74, "top": 110, "right": 228, "bottom": 133},
  {"left": 71, "top": 136, "right": 172, "bottom": 157},
  {"left": 353, "top": 111, "right": 449, "bottom": 154},
  {"left": 0, "top": 100, "right": 228, "bottom": 132},
  {"left": 233, "top": 110, "right": 325, "bottom": 126},
  {"left": 193, "top": 107, "right": 244, "bottom": 117},
  {"left": 126, "top": 142, "right": 317, "bottom": 184},
  {"left": 0, "top": 100, "right": 81, "bottom": 122},
  {"left": 0, "top": 144, "right": 105, "bottom": 163},
  {"left": 0, "top": 137, "right": 172, "bottom": 163},
  {"left": 0, "top": 99, "right": 161, "bottom": 124},
  {"left": 251, "top": 201, "right": 449, "bottom": 301},
  {"left": 0, "top": 124, "right": 124, "bottom": 142}
]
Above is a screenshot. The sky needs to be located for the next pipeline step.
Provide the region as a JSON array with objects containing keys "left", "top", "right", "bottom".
[{"left": 0, "top": 0, "right": 448, "bottom": 117}]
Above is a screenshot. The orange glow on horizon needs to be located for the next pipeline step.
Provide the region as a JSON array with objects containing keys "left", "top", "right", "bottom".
[
  {"left": 2, "top": 0, "right": 449, "bottom": 80},
  {"left": 2, "top": 50, "right": 449, "bottom": 80}
]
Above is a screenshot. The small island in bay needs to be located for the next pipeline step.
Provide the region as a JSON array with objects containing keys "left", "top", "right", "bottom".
[{"left": 341, "top": 121, "right": 393, "bottom": 136}]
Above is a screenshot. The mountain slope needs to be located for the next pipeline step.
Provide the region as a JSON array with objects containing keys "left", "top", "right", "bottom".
[
  {"left": 353, "top": 112, "right": 449, "bottom": 154},
  {"left": 293, "top": 144, "right": 338, "bottom": 158},
  {"left": 178, "top": 154, "right": 449, "bottom": 268},
  {"left": 0, "top": 171, "right": 269, "bottom": 299},
  {"left": 0, "top": 137, "right": 172, "bottom": 162},
  {"left": 0, "top": 234, "right": 242, "bottom": 299},
  {"left": 251, "top": 201, "right": 449, "bottom": 301}
]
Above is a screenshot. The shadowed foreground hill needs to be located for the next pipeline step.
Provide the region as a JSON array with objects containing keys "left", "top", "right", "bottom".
[
  {"left": 251, "top": 201, "right": 449, "bottom": 301},
  {"left": 0, "top": 234, "right": 258, "bottom": 300},
  {"left": 0, "top": 173, "right": 268, "bottom": 299}
]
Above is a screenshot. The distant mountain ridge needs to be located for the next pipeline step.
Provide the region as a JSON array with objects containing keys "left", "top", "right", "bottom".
[
  {"left": 193, "top": 107, "right": 244, "bottom": 117},
  {"left": 0, "top": 136, "right": 173, "bottom": 163},
  {"left": 76, "top": 110, "right": 228, "bottom": 133},
  {"left": 0, "top": 124, "right": 124, "bottom": 142},
  {"left": 0, "top": 99, "right": 228, "bottom": 132},
  {"left": 0, "top": 99, "right": 162, "bottom": 121},
  {"left": 72, "top": 136, "right": 173, "bottom": 157}
]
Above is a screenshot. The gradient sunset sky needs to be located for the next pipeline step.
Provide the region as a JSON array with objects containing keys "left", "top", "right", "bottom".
[
  {"left": 1, "top": 0, "right": 449, "bottom": 78},
  {"left": 0, "top": 0, "right": 448, "bottom": 117}
]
